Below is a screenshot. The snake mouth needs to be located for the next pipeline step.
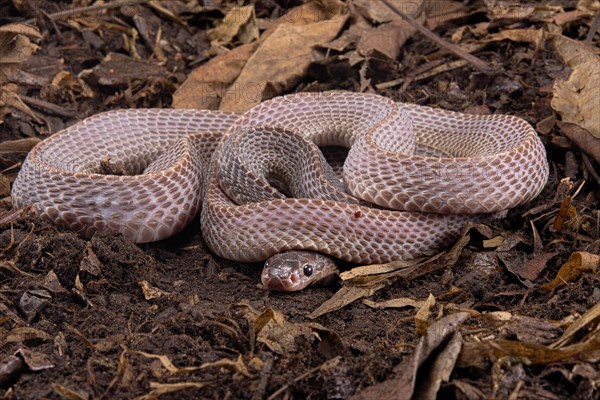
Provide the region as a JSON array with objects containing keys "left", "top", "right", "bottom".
[{"left": 261, "top": 272, "right": 301, "bottom": 292}]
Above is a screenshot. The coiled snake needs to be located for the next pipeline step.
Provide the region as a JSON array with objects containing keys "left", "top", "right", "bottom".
[{"left": 11, "top": 92, "right": 549, "bottom": 291}]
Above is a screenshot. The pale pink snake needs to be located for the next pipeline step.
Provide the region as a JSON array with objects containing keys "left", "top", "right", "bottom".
[{"left": 11, "top": 92, "right": 549, "bottom": 291}]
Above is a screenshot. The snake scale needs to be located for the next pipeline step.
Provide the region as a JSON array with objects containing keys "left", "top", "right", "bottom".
[{"left": 11, "top": 92, "right": 549, "bottom": 290}]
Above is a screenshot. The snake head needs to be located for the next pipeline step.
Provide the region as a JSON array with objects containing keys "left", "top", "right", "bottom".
[{"left": 261, "top": 251, "right": 338, "bottom": 292}]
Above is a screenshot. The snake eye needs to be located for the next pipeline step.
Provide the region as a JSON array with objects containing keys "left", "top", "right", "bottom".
[{"left": 303, "top": 264, "right": 313, "bottom": 277}]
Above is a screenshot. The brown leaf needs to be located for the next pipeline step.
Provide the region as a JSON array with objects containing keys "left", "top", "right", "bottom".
[
  {"left": 220, "top": 14, "right": 348, "bottom": 111},
  {"left": 0, "top": 23, "right": 40, "bottom": 84},
  {"left": 354, "top": 0, "right": 424, "bottom": 24},
  {"left": 357, "top": 22, "right": 415, "bottom": 59},
  {"left": 483, "top": 28, "right": 544, "bottom": 48},
  {"left": 558, "top": 122, "right": 600, "bottom": 164},
  {"left": 138, "top": 280, "right": 170, "bottom": 300},
  {"left": 504, "top": 252, "right": 557, "bottom": 283},
  {"left": 207, "top": 6, "right": 259, "bottom": 45},
  {"left": 79, "top": 242, "right": 101, "bottom": 276},
  {"left": 350, "top": 312, "right": 470, "bottom": 400},
  {"left": 138, "top": 382, "right": 208, "bottom": 400},
  {"left": 200, "top": 355, "right": 254, "bottom": 378},
  {"left": 551, "top": 34, "right": 600, "bottom": 138},
  {"left": 551, "top": 301, "right": 600, "bottom": 349},
  {"left": 541, "top": 252, "right": 600, "bottom": 292},
  {"left": 172, "top": 42, "right": 258, "bottom": 110}
]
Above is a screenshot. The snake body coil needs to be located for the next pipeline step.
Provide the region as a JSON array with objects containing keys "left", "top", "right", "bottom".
[{"left": 12, "top": 92, "right": 548, "bottom": 289}]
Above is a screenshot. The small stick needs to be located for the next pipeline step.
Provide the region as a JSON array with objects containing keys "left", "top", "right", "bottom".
[
  {"left": 380, "top": 0, "right": 499, "bottom": 75},
  {"left": 585, "top": 12, "right": 600, "bottom": 46}
]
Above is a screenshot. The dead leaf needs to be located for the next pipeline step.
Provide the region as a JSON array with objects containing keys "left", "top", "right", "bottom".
[
  {"left": 541, "top": 252, "right": 600, "bottom": 291},
  {"left": 200, "top": 355, "right": 254, "bottom": 378},
  {"left": 0, "top": 137, "right": 41, "bottom": 155},
  {"left": 551, "top": 301, "right": 600, "bottom": 348},
  {"left": 174, "top": 0, "right": 346, "bottom": 111},
  {"left": 310, "top": 228, "right": 471, "bottom": 319},
  {"left": 350, "top": 312, "right": 470, "bottom": 400},
  {"left": 3, "top": 326, "right": 53, "bottom": 344},
  {"left": 208, "top": 6, "right": 259, "bottom": 45},
  {"left": 131, "top": 350, "right": 201, "bottom": 374},
  {"left": 138, "top": 280, "right": 170, "bottom": 300},
  {"left": 90, "top": 52, "right": 168, "bottom": 88},
  {"left": 504, "top": 252, "right": 557, "bottom": 283},
  {"left": 340, "top": 258, "right": 421, "bottom": 280},
  {"left": 483, "top": 28, "right": 544, "bottom": 48},
  {"left": 363, "top": 297, "right": 425, "bottom": 310},
  {"left": 415, "top": 294, "right": 436, "bottom": 335},
  {"left": 357, "top": 22, "right": 415, "bottom": 59},
  {"left": 51, "top": 383, "right": 89, "bottom": 400},
  {"left": 354, "top": 0, "right": 424, "bottom": 23},
  {"left": 80, "top": 242, "right": 101, "bottom": 275},
  {"left": 307, "top": 279, "right": 390, "bottom": 319},
  {"left": 220, "top": 14, "right": 348, "bottom": 111},
  {"left": 237, "top": 303, "right": 340, "bottom": 354},
  {"left": 459, "top": 335, "right": 600, "bottom": 368},
  {"left": 172, "top": 42, "right": 258, "bottom": 109},
  {"left": 551, "top": 34, "right": 600, "bottom": 138},
  {"left": 558, "top": 122, "right": 600, "bottom": 164},
  {"left": 484, "top": 1, "right": 564, "bottom": 21},
  {"left": 135, "top": 382, "right": 207, "bottom": 400},
  {"left": 0, "top": 23, "right": 40, "bottom": 84},
  {"left": 15, "top": 348, "right": 54, "bottom": 371}
]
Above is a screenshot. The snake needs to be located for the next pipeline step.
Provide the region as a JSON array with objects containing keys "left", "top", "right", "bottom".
[{"left": 11, "top": 92, "right": 549, "bottom": 291}]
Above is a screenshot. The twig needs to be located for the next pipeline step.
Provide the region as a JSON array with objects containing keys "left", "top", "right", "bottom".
[
  {"left": 380, "top": 0, "right": 499, "bottom": 75},
  {"left": 24, "top": 0, "right": 149, "bottom": 24},
  {"left": 585, "top": 12, "right": 600, "bottom": 46},
  {"left": 20, "top": 95, "right": 76, "bottom": 118}
]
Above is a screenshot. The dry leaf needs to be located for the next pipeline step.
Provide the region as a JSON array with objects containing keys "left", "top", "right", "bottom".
[
  {"left": 357, "top": 22, "right": 415, "bottom": 59},
  {"left": 4, "top": 326, "right": 53, "bottom": 344},
  {"left": 0, "top": 23, "right": 40, "bottom": 84},
  {"left": 220, "top": 14, "right": 348, "bottom": 111},
  {"left": 79, "top": 242, "right": 101, "bottom": 275},
  {"left": 415, "top": 294, "right": 436, "bottom": 335},
  {"left": 172, "top": 42, "right": 258, "bottom": 109},
  {"left": 208, "top": 6, "right": 259, "bottom": 45},
  {"left": 200, "top": 355, "right": 254, "bottom": 378},
  {"left": 354, "top": 0, "right": 424, "bottom": 23},
  {"left": 307, "top": 279, "right": 390, "bottom": 319},
  {"left": 0, "top": 137, "right": 41, "bottom": 154},
  {"left": 551, "top": 301, "right": 600, "bottom": 348},
  {"left": 138, "top": 280, "right": 170, "bottom": 300},
  {"left": 136, "top": 382, "right": 207, "bottom": 400},
  {"left": 131, "top": 350, "right": 201, "bottom": 374},
  {"left": 484, "top": 1, "right": 564, "bottom": 21},
  {"left": 459, "top": 335, "right": 600, "bottom": 368},
  {"left": 350, "top": 312, "right": 470, "bottom": 400},
  {"left": 558, "top": 122, "right": 600, "bottom": 164},
  {"left": 174, "top": 0, "right": 346, "bottom": 111},
  {"left": 484, "top": 28, "right": 544, "bottom": 48},
  {"left": 541, "top": 252, "right": 600, "bottom": 291},
  {"left": 551, "top": 34, "right": 600, "bottom": 138},
  {"left": 363, "top": 297, "right": 425, "bottom": 309},
  {"left": 51, "top": 383, "right": 89, "bottom": 400},
  {"left": 237, "top": 303, "right": 339, "bottom": 354},
  {"left": 15, "top": 348, "right": 55, "bottom": 371}
]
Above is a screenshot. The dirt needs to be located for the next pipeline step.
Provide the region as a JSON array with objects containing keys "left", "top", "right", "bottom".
[{"left": 0, "top": 1, "right": 599, "bottom": 399}]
